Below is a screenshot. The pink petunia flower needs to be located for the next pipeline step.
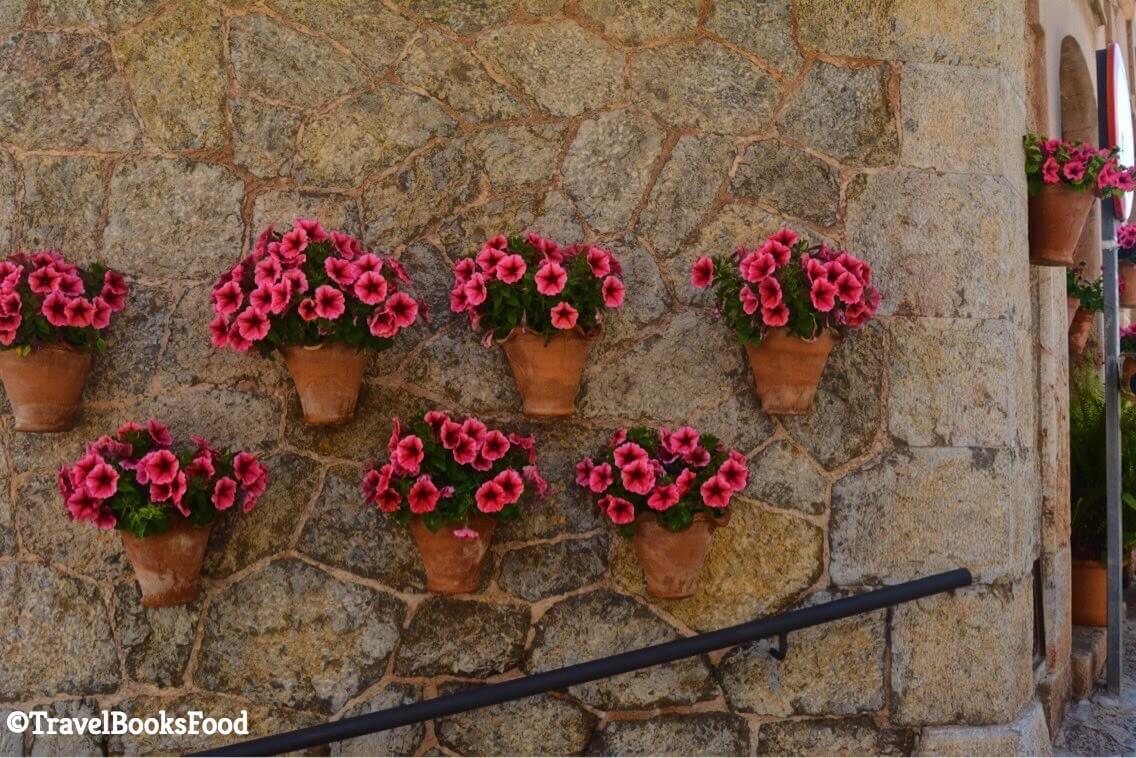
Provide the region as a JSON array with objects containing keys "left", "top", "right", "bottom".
[
  {"left": 91, "top": 297, "right": 113, "bottom": 329},
  {"left": 385, "top": 292, "right": 419, "bottom": 328},
  {"left": 236, "top": 307, "right": 271, "bottom": 341},
  {"left": 587, "top": 247, "right": 611, "bottom": 278},
  {"left": 496, "top": 254, "right": 526, "bottom": 284},
  {"left": 313, "top": 285, "right": 346, "bottom": 320},
  {"left": 408, "top": 475, "right": 441, "bottom": 514},
  {"left": 331, "top": 231, "right": 362, "bottom": 259},
  {"left": 325, "top": 257, "right": 361, "bottom": 287},
  {"left": 464, "top": 273, "right": 488, "bottom": 306},
  {"left": 28, "top": 266, "right": 61, "bottom": 294},
  {"left": 691, "top": 256, "right": 715, "bottom": 288},
  {"left": 212, "top": 280, "right": 243, "bottom": 317},
  {"left": 1041, "top": 157, "right": 1060, "bottom": 184},
  {"left": 494, "top": 468, "right": 524, "bottom": 503},
  {"left": 810, "top": 277, "right": 837, "bottom": 312},
  {"left": 575, "top": 458, "right": 595, "bottom": 487},
  {"left": 85, "top": 462, "right": 119, "bottom": 499},
  {"left": 834, "top": 272, "right": 863, "bottom": 305},
  {"left": 452, "top": 434, "right": 477, "bottom": 465},
  {"left": 298, "top": 298, "right": 318, "bottom": 321},
  {"left": 523, "top": 465, "right": 548, "bottom": 498},
  {"left": 771, "top": 228, "right": 800, "bottom": 248},
  {"left": 700, "top": 475, "right": 732, "bottom": 508},
  {"left": 684, "top": 446, "right": 711, "bottom": 467},
  {"left": 141, "top": 449, "right": 179, "bottom": 485},
  {"left": 717, "top": 458, "right": 749, "bottom": 491},
  {"left": 647, "top": 483, "right": 680, "bottom": 512},
  {"left": 740, "top": 285, "right": 759, "bottom": 315},
  {"left": 550, "top": 301, "right": 578, "bottom": 330},
  {"left": 280, "top": 227, "right": 308, "bottom": 259},
  {"left": 453, "top": 258, "right": 477, "bottom": 283},
  {"left": 759, "top": 239, "right": 792, "bottom": 266},
  {"left": 147, "top": 418, "right": 173, "bottom": 446},
  {"left": 602, "top": 276, "right": 625, "bottom": 308},
  {"left": 232, "top": 451, "right": 262, "bottom": 487},
  {"left": 64, "top": 297, "right": 95, "bottom": 328},
  {"left": 212, "top": 476, "right": 238, "bottom": 510},
  {"left": 255, "top": 256, "right": 282, "bottom": 287},
  {"left": 675, "top": 467, "right": 697, "bottom": 496},
  {"left": 394, "top": 435, "right": 425, "bottom": 475},
  {"left": 482, "top": 430, "right": 510, "bottom": 461},
  {"left": 603, "top": 495, "right": 635, "bottom": 525},
  {"left": 740, "top": 251, "right": 776, "bottom": 282},
  {"left": 376, "top": 487, "right": 402, "bottom": 513},
  {"left": 452, "top": 526, "right": 479, "bottom": 541},
  {"left": 621, "top": 458, "right": 656, "bottom": 495},
  {"left": 588, "top": 462, "right": 614, "bottom": 493},
  {"left": 667, "top": 427, "right": 700, "bottom": 456},
  {"left": 296, "top": 218, "right": 329, "bottom": 242},
  {"left": 535, "top": 261, "right": 567, "bottom": 296},
  {"left": 476, "top": 246, "right": 506, "bottom": 276},
  {"left": 475, "top": 479, "right": 507, "bottom": 513},
  {"left": 761, "top": 302, "right": 789, "bottom": 327},
  {"left": 354, "top": 271, "right": 388, "bottom": 305},
  {"left": 613, "top": 442, "right": 648, "bottom": 468}
]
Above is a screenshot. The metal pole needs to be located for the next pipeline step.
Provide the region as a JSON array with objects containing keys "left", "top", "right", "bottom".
[
  {"left": 197, "top": 569, "right": 972, "bottom": 757},
  {"left": 1102, "top": 241, "right": 1124, "bottom": 696}
]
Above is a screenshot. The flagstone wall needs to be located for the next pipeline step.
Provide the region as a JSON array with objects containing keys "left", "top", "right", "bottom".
[{"left": 0, "top": 0, "right": 1050, "bottom": 755}]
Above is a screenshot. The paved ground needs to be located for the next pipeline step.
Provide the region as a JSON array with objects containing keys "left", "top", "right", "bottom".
[{"left": 1055, "top": 593, "right": 1136, "bottom": 757}]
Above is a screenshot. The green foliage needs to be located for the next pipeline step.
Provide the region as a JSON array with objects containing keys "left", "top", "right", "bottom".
[
  {"left": 1068, "top": 366, "right": 1136, "bottom": 560},
  {"left": 2, "top": 259, "right": 114, "bottom": 354},
  {"left": 708, "top": 247, "right": 820, "bottom": 344},
  {"left": 1066, "top": 264, "right": 1104, "bottom": 312},
  {"left": 1022, "top": 132, "right": 1130, "bottom": 198}
]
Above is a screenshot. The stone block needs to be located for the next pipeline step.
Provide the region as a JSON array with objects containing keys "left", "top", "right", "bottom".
[
  {"left": 587, "top": 713, "right": 750, "bottom": 756},
  {"left": 332, "top": 684, "right": 423, "bottom": 757},
  {"left": 37, "top": 0, "right": 161, "bottom": 32},
  {"left": 891, "top": 582, "right": 1033, "bottom": 725},
  {"left": 756, "top": 717, "right": 914, "bottom": 756},
  {"left": 732, "top": 140, "right": 840, "bottom": 226},
  {"left": 270, "top": 0, "right": 415, "bottom": 74},
  {"left": 19, "top": 154, "right": 104, "bottom": 255},
  {"left": 919, "top": 699, "right": 1053, "bottom": 756},
  {"left": 577, "top": 0, "right": 699, "bottom": 45},
  {"left": 406, "top": 0, "right": 517, "bottom": 35},
  {"left": 745, "top": 439, "right": 828, "bottom": 515},
  {"left": 196, "top": 558, "right": 405, "bottom": 713},
  {"left": 398, "top": 32, "right": 526, "bottom": 122},
  {"left": 0, "top": 150, "right": 14, "bottom": 250},
  {"left": 23, "top": 699, "right": 103, "bottom": 756},
  {"left": 706, "top": 0, "right": 802, "bottom": 74},
  {"left": 498, "top": 534, "right": 609, "bottom": 601},
  {"left": 611, "top": 499, "right": 823, "bottom": 632},
  {"left": 592, "top": 238, "right": 672, "bottom": 349},
  {"left": 394, "top": 597, "right": 529, "bottom": 677},
  {"left": 437, "top": 688, "right": 596, "bottom": 756},
  {"left": 231, "top": 99, "right": 301, "bottom": 178},
  {"left": 251, "top": 189, "right": 361, "bottom": 238},
  {"left": 114, "top": 580, "right": 199, "bottom": 687},
  {"left": 470, "top": 124, "right": 565, "bottom": 191},
  {"left": 85, "top": 284, "right": 169, "bottom": 401}
]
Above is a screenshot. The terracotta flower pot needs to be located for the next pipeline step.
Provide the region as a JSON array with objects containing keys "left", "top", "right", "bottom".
[
  {"left": 1121, "top": 260, "right": 1136, "bottom": 307},
  {"left": 631, "top": 511, "right": 729, "bottom": 599},
  {"left": 743, "top": 329, "right": 837, "bottom": 415},
  {"left": 1068, "top": 308, "right": 1095, "bottom": 355},
  {"left": 120, "top": 519, "right": 213, "bottom": 608},
  {"left": 409, "top": 512, "right": 497, "bottom": 593},
  {"left": 1067, "top": 295, "right": 1080, "bottom": 328},
  {"left": 501, "top": 327, "right": 595, "bottom": 417},
  {"left": 1071, "top": 559, "right": 1108, "bottom": 627},
  {"left": 0, "top": 344, "right": 92, "bottom": 432},
  {"left": 280, "top": 342, "right": 366, "bottom": 425},
  {"left": 1028, "top": 184, "right": 1095, "bottom": 267},
  {"left": 1123, "top": 356, "right": 1136, "bottom": 397}
]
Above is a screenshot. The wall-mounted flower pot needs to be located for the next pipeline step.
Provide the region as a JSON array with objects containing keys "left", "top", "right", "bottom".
[
  {"left": 0, "top": 344, "right": 92, "bottom": 432},
  {"left": 408, "top": 512, "right": 496, "bottom": 593},
  {"left": 743, "top": 328, "right": 837, "bottom": 415},
  {"left": 1068, "top": 308, "right": 1095, "bottom": 355},
  {"left": 120, "top": 519, "right": 213, "bottom": 607},
  {"left": 1028, "top": 185, "right": 1095, "bottom": 267},
  {"left": 501, "top": 327, "right": 595, "bottom": 417},
  {"left": 1123, "top": 355, "right": 1136, "bottom": 397},
  {"left": 631, "top": 511, "right": 729, "bottom": 599},
  {"left": 1071, "top": 559, "right": 1107, "bottom": 627},
  {"left": 279, "top": 342, "right": 366, "bottom": 426},
  {"left": 1067, "top": 295, "right": 1080, "bottom": 328},
  {"left": 1121, "top": 261, "right": 1136, "bottom": 308}
]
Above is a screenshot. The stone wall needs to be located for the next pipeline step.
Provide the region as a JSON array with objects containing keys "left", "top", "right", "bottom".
[{"left": 0, "top": 0, "right": 1047, "bottom": 755}]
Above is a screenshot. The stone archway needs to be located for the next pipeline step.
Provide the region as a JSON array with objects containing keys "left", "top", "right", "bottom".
[{"left": 1060, "top": 35, "right": 1102, "bottom": 273}]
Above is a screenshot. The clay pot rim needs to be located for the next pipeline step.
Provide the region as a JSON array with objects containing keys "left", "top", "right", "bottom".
[
  {"left": 498, "top": 324, "right": 602, "bottom": 345},
  {"left": 408, "top": 512, "right": 499, "bottom": 530},
  {"left": 4, "top": 341, "right": 88, "bottom": 356},
  {"left": 278, "top": 341, "right": 364, "bottom": 355},
  {"left": 1033, "top": 183, "right": 1102, "bottom": 200},
  {"left": 633, "top": 509, "right": 731, "bottom": 530},
  {"left": 120, "top": 515, "right": 215, "bottom": 539},
  {"left": 749, "top": 327, "right": 840, "bottom": 345}
]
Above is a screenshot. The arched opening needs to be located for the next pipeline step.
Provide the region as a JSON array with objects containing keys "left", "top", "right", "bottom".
[{"left": 1060, "top": 35, "right": 1101, "bottom": 274}]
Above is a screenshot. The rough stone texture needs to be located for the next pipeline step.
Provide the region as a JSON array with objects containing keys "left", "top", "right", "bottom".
[
  {"left": 596, "top": 238, "right": 672, "bottom": 347},
  {"left": 731, "top": 140, "right": 840, "bottom": 226},
  {"left": 746, "top": 439, "right": 828, "bottom": 515},
  {"left": 477, "top": 21, "right": 624, "bottom": 116},
  {"left": 0, "top": 562, "right": 119, "bottom": 699},
  {"left": 778, "top": 62, "right": 898, "bottom": 167},
  {"left": 437, "top": 688, "right": 597, "bottom": 756},
  {"left": 891, "top": 583, "right": 1034, "bottom": 725},
  {"left": 498, "top": 534, "right": 609, "bottom": 601},
  {"left": 525, "top": 590, "right": 720, "bottom": 709},
  {"left": 0, "top": 31, "right": 141, "bottom": 150},
  {"left": 470, "top": 124, "right": 564, "bottom": 191},
  {"left": 563, "top": 109, "right": 664, "bottom": 234},
  {"left": 231, "top": 99, "right": 301, "bottom": 178},
  {"left": 398, "top": 33, "right": 526, "bottom": 122},
  {"left": 252, "top": 189, "right": 361, "bottom": 238},
  {"left": 587, "top": 713, "right": 750, "bottom": 756},
  {"left": 36, "top": 0, "right": 163, "bottom": 31},
  {"left": 612, "top": 499, "right": 824, "bottom": 631},
  {"left": 230, "top": 13, "right": 366, "bottom": 105},
  {"left": 147, "top": 386, "right": 280, "bottom": 451},
  {"left": 197, "top": 558, "right": 406, "bottom": 713},
  {"left": 118, "top": 1, "right": 227, "bottom": 150},
  {"left": 114, "top": 580, "right": 198, "bottom": 687},
  {"left": 296, "top": 87, "right": 456, "bottom": 186},
  {"left": 756, "top": 718, "right": 915, "bottom": 756},
  {"left": 632, "top": 40, "right": 780, "bottom": 133},
  {"left": 395, "top": 597, "right": 529, "bottom": 677},
  {"left": 333, "top": 684, "right": 424, "bottom": 757},
  {"left": 104, "top": 158, "right": 244, "bottom": 280},
  {"left": 637, "top": 134, "right": 734, "bottom": 257},
  {"left": 577, "top": 0, "right": 699, "bottom": 45},
  {"left": 706, "top": 0, "right": 802, "bottom": 74},
  {"left": 720, "top": 596, "right": 885, "bottom": 716},
  {"left": 363, "top": 138, "right": 481, "bottom": 245},
  {"left": 0, "top": 465, "right": 13, "bottom": 557},
  {"left": 297, "top": 465, "right": 425, "bottom": 590},
  {"left": 406, "top": 0, "right": 517, "bottom": 35},
  {"left": 832, "top": 447, "right": 1029, "bottom": 584},
  {"left": 0, "top": 150, "right": 16, "bottom": 251},
  {"left": 404, "top": 327, "right": 522, "bottom": 412},
  {"left": 19, "top": 154, "right": 104, "bottom": 255},
  {"left": 0, "top": 710, "right": 20, "bottom": 755},
  {"left": 922, "top": 699, "right": 1053, "bottom": 757},
  {"left": 271, "top": 0, "right": 416, "bottom": 74},
  {"left": 206, "top": 452, "right": 321, "bottom": 576},
  {"left": 23, "top": 699, "right": 103, "bottom": 757},
  {"left": 847, "top": 172, "right": 1027, "bottom": 322}
]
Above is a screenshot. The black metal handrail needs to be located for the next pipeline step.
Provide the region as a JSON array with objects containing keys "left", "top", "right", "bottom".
[{"left": 198, "top": 568, "right": 972, "bottom": 757}]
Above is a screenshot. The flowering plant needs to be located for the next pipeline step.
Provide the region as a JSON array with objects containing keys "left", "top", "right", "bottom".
[
  {"left": 0, "top": 250, "right": 127, "bottom": 353},
  {"left": 1118, "top": 223, "right": 1136, "bottom": 258},
  {"left": 576, "top": 426, "right": 749, "bottom": 536},
  {"left": 362, "top": 410, "right": 547, "bottom": 537},
  {"left": 691, "top": 228, "right": 881, "bottom": 342},
  {"left": 58, "top": 419, "right": 268, "bottom": 538},
  {"left": 210, "top": 219, "right": 422, "bottom": 354},
  {"left": 1067, "top": 264, "right": 1104, "bottom": 312},
  {"left": 449, "top": 233, "right": 625, "bottom": 340},
  {"left": 1121, "top": 324, "right": 1136, "bottom": 353},
  {"left": 1023, "top": 134, "right": 1136, "bottom": 198}
]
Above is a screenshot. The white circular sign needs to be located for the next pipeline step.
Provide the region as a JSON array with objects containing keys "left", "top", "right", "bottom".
[{"left": 1106, "top": 42, "right": 1135, "bottom": 221}]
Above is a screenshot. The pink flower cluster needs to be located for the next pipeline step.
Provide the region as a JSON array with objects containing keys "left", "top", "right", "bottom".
[
  {"left": 0, "top": 251, "right": 126, "bottom": 347},
  {"left": 210, "top": 219, "right": 420, "bottom": 352},
  {"left": 363, "top": 411, "right": 546, "bottom": 538},
  {"left": 450, "top": 233, "right": 624, "bottom": 340},
  {"left": 576, "top": 426, "right": 749, "bottom": 528},
  {"left": 1118, "top": 223, "right": 1136, "bottom": 251},
  {"left": 1025, "top": 134, "right": 1136, "bottom": 197},
  {"left": 692, "top": 227, "right": 881, "bottom": 336},
  {"left": 59, "top": 419, "right": 268, "bottom": 534}
]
